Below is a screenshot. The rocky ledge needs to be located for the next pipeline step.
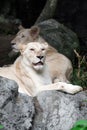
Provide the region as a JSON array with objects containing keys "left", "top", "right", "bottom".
[{"left": 0, "top": 77, "right": 87, "bottom": 130}]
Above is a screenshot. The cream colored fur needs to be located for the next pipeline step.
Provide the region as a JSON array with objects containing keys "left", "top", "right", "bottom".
[
  {"left": 10, "top": 26, "right": 73, "bottom": 83},
  {"left": 0, "top": 42, "right": 82, "bottom": 96}
]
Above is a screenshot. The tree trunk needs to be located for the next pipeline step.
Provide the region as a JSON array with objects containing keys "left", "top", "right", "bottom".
[{"left": 35, "top": 0, "right": 58, "bottom": 24}]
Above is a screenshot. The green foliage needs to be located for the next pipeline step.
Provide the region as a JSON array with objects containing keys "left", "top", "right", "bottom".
[
  {"left": 0, "top": 124, "right": 4, "bottom": 129},
  {"left": 71, "top": 120, "right": 87, "bottom": 130},
  {"left": 71, "top": 50, "right": 87, "bottom": 89}
]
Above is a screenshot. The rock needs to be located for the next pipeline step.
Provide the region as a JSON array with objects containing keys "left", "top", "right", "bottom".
[
  {"left": 0, "top": 76, "right": 35, "bottom": 130},
  {"left": 0, "top": 76, "right": 87, "bottom": 130},
  {"left": 37, "top": 19, "right": 80, "bottom": 63},
  {"left": 32, "top": 90, "right": 87, "bottom": 130}
]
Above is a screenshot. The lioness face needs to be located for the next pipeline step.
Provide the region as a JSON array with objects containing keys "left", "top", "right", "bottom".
[
  {"left": 11, "top": 26, "right": 40, "bottom": 53},
  {"left": 11, "top": 29, "right": 32, "bottom": 52},
  {"left": 21, "top": 42, "right": 48, "bottom": 71}
]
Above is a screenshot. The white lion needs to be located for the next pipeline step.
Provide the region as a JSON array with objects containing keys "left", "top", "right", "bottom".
[
  {"left": 0, "top": 41, "right": 82, "bottom": 96},
  {"left": 10, "top": 25, "right": 73, "bottom": 83}
]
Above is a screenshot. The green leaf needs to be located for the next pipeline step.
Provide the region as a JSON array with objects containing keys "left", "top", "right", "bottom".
[
  {"left": 0, "top": 124, "right": 4, "bottom": 129},
  {"left": 71, "top": 120, "right": 87, "bottom": 130}
]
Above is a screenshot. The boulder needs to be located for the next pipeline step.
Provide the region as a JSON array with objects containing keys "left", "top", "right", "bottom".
[
  {"left": 37, "top": 19, "right": 80, "bottom": 63},
  {"left": 0, "top": 77, "right": 87, "bottom": 130},
  {"left": 32, "top": 90, "right": 87, "bottom": 130},
  {"left": 0, "top": 77, "right": 35, "bottom": 130}
]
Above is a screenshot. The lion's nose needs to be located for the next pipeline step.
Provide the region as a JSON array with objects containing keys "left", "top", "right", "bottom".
[{"left": 37, "top": 56, "right": 44, "bottom": 60}]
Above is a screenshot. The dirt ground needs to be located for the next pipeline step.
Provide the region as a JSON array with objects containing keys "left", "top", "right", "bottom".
[{"left": 0, "top": 35, "right": 15, "bottom": 66}]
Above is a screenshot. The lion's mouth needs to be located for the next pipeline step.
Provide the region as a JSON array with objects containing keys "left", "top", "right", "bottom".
[
  {"left": 13, "top": 48, "right": 19, "bottom": 52},
  {"left": 12, "top": 46, "right": 19, "bottom": 52},
  {"left": 33, "top": 61, "right": 44, "bottom": 66}
]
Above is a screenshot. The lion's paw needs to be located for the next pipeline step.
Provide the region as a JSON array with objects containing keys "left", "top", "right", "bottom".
[{"left": 67, "top": 85, "right": 83, "bottom": 94}]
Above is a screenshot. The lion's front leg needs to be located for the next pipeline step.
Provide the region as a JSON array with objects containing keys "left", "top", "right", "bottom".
[
  {"left": 56, "top": 82, "right": 83, "bottom": 94},
  {"left": 40, "top": 82, "right": 83, "bottom": 94}
]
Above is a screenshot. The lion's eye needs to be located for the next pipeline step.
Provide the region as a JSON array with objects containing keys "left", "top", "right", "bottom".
[
  {"left": 41, "top": 48, "right": 45, "bottom": 51},
  {"left": 30, "top": 48, "right": 34, "bottom": 51},
  {"left": 21, "top": 35, "right": 25, "bottom": 38}
]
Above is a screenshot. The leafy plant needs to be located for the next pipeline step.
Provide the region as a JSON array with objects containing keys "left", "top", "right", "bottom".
[
  {"left": 0, "top": 124, "right": 4, "bottom": 129},
  {"left": 71, "top": 120, "right": 87, "bottom": 130}
]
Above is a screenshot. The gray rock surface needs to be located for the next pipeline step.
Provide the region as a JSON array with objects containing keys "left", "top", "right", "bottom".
[
  {"left": 32, "top": 91, "right": 87, "bottom": 130},
  {"left": 37, "top": 19, "right": 80, "bottom": 63},
  {"left": 0, "top": 77, "right": 35, "bottom": 130},
  {"left": 0, "top": 77, "right": 87, "bottom": 130}
]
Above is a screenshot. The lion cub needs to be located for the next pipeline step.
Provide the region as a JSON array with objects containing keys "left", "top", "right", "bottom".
[
  {"left": 0, "top": 42, "right": 82, "bottom": 96},
  {"left": 10, "top": 25, "right": 73, "bottom": 83}
]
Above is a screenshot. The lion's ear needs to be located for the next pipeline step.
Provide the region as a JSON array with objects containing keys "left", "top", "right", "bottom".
[
  {"left": 18, "top": 25, "right": 24, "bottom": 30},
  {"left": 18, "top": 44, "right": 27, "bottom": 54},
  {"left": 29, "top": 26, "right": 40, "bottom": 40}
]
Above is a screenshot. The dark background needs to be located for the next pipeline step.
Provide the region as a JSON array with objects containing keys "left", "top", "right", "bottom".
[{"left": 0, "top": 0, "right": 87, "bottom": 57}]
